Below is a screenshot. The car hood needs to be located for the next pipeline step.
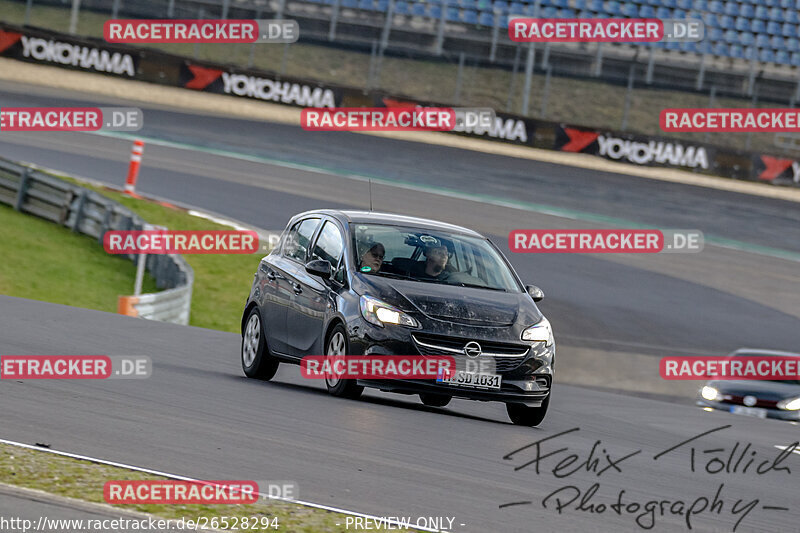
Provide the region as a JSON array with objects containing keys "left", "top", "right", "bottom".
[
  {"left": 354, "top": 274, "right": 541, "bottom": 327},
  {"left": 706, "top": 380, "right": 800, "bottom": 401}
]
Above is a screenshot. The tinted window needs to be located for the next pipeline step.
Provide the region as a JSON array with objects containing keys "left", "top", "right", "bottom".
[
  {"left": 351, "top": 223, "right": 520, "bottom": 292},
  {"left": 312, "top": 221, "right": 345, "bottom": 282},
  {"left": 283, "top": 218, "right": 320, "bottom": 262}
]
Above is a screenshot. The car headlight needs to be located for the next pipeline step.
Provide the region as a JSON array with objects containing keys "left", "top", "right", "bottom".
[
  {"left": 777, "top": 396, "right": 800, "bottom": 411},
  {"left": 700, "top": 386, "right": 719, "bottom": 401},
  {"left": 521, "top": 317, "right": 554, "bottom": 346},
  {"left": 360, "top": 295, "right": 419, "bottom": 328}
]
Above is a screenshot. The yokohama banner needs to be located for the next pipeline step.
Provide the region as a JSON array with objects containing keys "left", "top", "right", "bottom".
[
  {"left": 752, "top": 154, "right": 800, "bottom": 185},
  {"left": 0, "top": 27, "right": 137, "bottom": 77},
  {"left": 179, "top": 62, "right": 342, "bottom": 108},
  {"left": 554, "top": 125, "right": 713, "bottom": 171},
  {"left": 373, "top": 94, "right": 536, "bottom": 145}
]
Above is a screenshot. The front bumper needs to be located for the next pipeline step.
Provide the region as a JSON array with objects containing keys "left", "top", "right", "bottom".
[
  {"left": 349, "top": 317, "right": 554, "bottom": 406},
  {"left": 358, "top": 377, "right": 550, "bottom": 406},
  {"left": 696, "top": 399, "right": 800, "bottom": 421}
]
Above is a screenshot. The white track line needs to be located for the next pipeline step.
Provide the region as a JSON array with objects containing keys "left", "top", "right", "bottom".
[
  {"left": 0, "top": 438, "right": 445, "bottom": 533},
  {"left": 774, "top": 444, "right": 800, "bottom": 456}
]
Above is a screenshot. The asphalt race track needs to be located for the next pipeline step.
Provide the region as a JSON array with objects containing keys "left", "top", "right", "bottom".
[
  {"left": 2, "top": 295, "right": 800, "bottom": 533},
  {"left": 1, "top": 80, "right": 799, "bottom": 532}
]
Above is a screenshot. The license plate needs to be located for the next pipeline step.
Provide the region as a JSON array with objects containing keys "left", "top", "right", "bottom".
[
  {"left": 730, "top": 405, "right": 767, "bottom": 418},
  {"left": 437, "top": 370, "right": 501, "bottom": 390}
]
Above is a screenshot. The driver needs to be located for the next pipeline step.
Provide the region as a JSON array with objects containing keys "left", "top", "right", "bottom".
[
  {"left": 418, "top": 244, "right": 450, "bottom": 279},
  {"left": 359, "top": 242, "right": 385, "bottom": 273}
]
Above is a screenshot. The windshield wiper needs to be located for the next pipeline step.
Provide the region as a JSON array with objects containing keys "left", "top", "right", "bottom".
[
  {"left": 372, "top": 271, "right": 416, "bottom": 280},
  {"left": 412, "top": 278, "right": 507, "bottom": 291},
  {"left": 455, "top": 282, "right": 506, "bottom": 291}
]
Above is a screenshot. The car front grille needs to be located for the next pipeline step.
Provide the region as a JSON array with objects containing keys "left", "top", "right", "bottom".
[
  {"left": 722, "top": 395, "right": 778, "bottom": 409},
  {"left": 412, "top": 334, "right": 530, "bottom": 373}
]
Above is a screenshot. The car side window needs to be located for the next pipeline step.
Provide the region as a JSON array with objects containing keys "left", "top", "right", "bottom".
[
  {"left": 311, "top": 221, "right": 345, "bottom": 283},
  {"left": 283, "top": 218, "right": 320, "bottom": 263}
]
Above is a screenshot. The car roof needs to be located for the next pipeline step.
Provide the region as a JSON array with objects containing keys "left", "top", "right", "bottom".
[
  {"left": 729, "top": 348, "right": 800, "bottom": 357},
  {"left": 297, "top": 209, "right": 485, "bottom": 238}
]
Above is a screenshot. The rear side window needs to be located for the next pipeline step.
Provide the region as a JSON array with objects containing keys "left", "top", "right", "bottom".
[
  {"left": 311, "top": 221, "right": 346, "bottom": 283},
  {"left": 283, "top": 218, "right": 320, "bottom": 263}
]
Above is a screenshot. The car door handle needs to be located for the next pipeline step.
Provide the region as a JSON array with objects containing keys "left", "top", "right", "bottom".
[{"left": 292, "top": 283, "right": 303, "bottom": 294}]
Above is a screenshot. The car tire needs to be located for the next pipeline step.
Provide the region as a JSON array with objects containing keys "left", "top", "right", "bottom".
[
  {"left": 324, "top": 324, "right": 364, "bottom": 399},
  {"left": 419, "top": 393, "right": 451, "bottom": 407},
  {"left": 241, "top": 307, "right": 279, "bottom": 380},
  {"left": 506, "top": 394, "right": 549, "bottom": 427}
]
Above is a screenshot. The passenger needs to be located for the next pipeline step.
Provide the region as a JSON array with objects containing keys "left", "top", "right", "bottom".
[{"left": 359, "top": 242, "right": 385, "bottom": 273}]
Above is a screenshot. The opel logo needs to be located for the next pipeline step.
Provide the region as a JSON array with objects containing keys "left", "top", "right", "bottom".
[
  {"left": 743, "top": 395, "right": 757, "bottom": 407},
  {"left": 464, "top": 341, "right": 482, "bottom": 358}
]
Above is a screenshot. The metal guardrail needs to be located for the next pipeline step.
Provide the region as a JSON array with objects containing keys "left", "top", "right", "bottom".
[{"left": 0, "top": 157, "right": 194, "bottom": 325}]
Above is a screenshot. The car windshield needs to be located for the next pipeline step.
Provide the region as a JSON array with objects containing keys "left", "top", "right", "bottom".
[
  {"left": 351, "top": 223, "right": 520, "bottom": 292},
  {"left": 733, "top": 353, "right": 800, "bottom": 385}
]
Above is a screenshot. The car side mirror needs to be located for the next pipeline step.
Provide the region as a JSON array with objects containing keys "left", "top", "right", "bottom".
[
  {"left": 305, "top": 259, "right": 332, "bottom": 280},
  {"left": 525, "top": 285, "right": 544, "bottom": 302}
]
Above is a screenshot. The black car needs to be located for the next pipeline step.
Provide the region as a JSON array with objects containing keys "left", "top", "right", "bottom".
[
  {"left": 697, "top": 348, "right": 800, "bottom": 421},
  {"left": 240, "top": 210, "right": 555, "bottom": 426}
]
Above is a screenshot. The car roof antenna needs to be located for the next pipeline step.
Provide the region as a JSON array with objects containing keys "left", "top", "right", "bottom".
[{"left": 368, "top": 179, "right": 373, "bottom": 212}]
